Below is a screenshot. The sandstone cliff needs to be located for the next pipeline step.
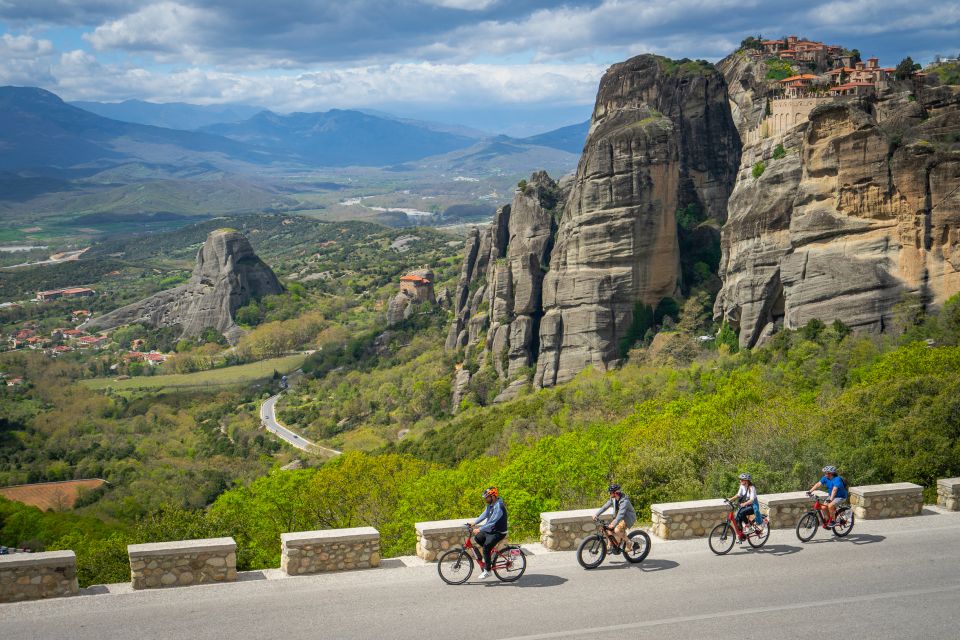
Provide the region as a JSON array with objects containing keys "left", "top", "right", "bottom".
[
  {"left": 715, "top": 84, "right": 960, "bottom": 347},
  {"left": 535, "top": 55, "right": 740, "bottom": 387},
  {"left": 85, "top": 229, "right": 284, "bottom": 343}
]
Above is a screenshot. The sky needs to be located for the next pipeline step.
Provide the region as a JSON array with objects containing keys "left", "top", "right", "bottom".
[{"left": 1, "top": 0, "right": 958, "bottom": 135}]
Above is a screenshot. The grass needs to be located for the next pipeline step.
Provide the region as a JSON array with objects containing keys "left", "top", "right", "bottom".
[{"left": 80, "top": 354, "right": 307, "bottom": 391}]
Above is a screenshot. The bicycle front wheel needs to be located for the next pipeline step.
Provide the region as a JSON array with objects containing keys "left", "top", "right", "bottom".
[
  {"left": 624, "top": 530, "right": 651, "bottom": 563},
  {"left": 576, "top": 534, "right": 607, "bottom": 569},
  {"left": 796, "top": 512, "right": 819, "bottom": 542},
  {"left": 493, "top": 546, "right": 526, "bottom": 582},
  {"left": 708, "top": 522, "right": 735, "bottom": 555},
  {"left": 832, "top": 507, "right": 855, "bottom": 537},
  {"left": 437, "top": 548, "right": 473, "bottom": 585},
  {"left": 746, "top": 519, "right": 770, "bottom": 548}
]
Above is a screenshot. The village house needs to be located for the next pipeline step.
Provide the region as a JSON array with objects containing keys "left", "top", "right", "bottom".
[
  {"left": 144, "top": 352, "right": 168, "bottom": 366},
  {"left": 399, "top": 274, "right": 434, "bottom": 302},
  {"left": 6, "top": 377, "right": 24, "bottom": 386},
  {"left": 763, "top": 36, "right": 844, "bottom": 69},
  {"left": 35, "top": 287, "right": 96, "bottom": 302},
  {"left": 779, "top": 74, "right": 821, "bottom": 97},
  {"left": 77, "top": 335, "right": 109, "bottom": 349},
  {"left": 50, "top": 345, "right": 73, "bottom": 356},
  {"left": 71, "top": 309, "right": 91, "bottom": 322}
]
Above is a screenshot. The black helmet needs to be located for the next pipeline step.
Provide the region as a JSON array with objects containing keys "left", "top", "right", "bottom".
[{"left": 607, "top": 484, "right": 621, "bottom": 493}]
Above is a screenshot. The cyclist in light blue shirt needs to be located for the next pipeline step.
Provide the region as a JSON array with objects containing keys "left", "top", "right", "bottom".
[{"left": 809, "top": 465, "right": 848, "bottom": 528}]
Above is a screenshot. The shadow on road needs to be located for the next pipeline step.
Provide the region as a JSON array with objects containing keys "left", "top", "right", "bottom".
[
  {"left": 79, "top": 585, "right": 110, "bottom": 596},
  {"left": 236, "top": 570, "right": 268, "bottom": 582},
  {"left": 593, "top": 558, "right": 679, "bottom": 572},
  {"left": 480, "top": 573, "right": 568, "bottom": 588},
  {"left": 808, "top": 533, "right": 886, "bottom": 546},
  {"left": 752, "top": 544, "right": 803, "bottom": 556}
]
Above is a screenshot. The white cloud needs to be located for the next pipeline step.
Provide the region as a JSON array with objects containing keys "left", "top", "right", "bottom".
[
  {"left": 84, "top": 1, "right": 212, "bottom": 58},
  {"left": 420, "top": 0, "right": 499, "bottom": 10},
  {"left": 1, "top": 32, "right": 54, "bottom": 57}
]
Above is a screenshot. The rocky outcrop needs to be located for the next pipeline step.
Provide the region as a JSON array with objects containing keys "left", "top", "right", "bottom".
[
  {"left": 715, "top": 84, "right": 960, "bottom": 347},
  {"left": 719, "top": 51, "right": 784, "bottom": 138},
  {"left": 84, "top": 229, "right": 283, "bottom": 343},
  {"left": 387, "top": 269, "right": 435, "bottom": 325},
  {"left": 535, "top": 55, "right": 740, "bottom": 387}
]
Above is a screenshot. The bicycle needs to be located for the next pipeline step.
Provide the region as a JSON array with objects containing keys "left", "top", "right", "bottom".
[
  {"left": 795, "top": 492, "right": 854, "bottom": 542},
  {"left": 708, "top": 498, "right": 770, "bottom": 555},
  {"left": 576, "top": 518, "right": 652, "bottom": 569},
  {"left": 437, "top": 524, "right": 527, "bottom": 585}
]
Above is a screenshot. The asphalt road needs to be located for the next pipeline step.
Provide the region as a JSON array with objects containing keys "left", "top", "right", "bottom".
[
  {"left": 4, "top": 510, "right": 959, "bottom": 640},
  {"left": 259, "top": 392, "right": 340, "bottom": 456}
]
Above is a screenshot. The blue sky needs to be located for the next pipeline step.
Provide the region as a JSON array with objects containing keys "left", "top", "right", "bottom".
[{"left": 1, "top": 0, "right": 958, "bottom": 134}]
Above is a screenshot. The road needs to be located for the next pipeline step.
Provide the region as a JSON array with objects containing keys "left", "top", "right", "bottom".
[
  {"left": 3, "top": 510, "right": 959, "bottom": 639},
  {"left": 259, "top": 392, "right": 340, "bottom": 456}
]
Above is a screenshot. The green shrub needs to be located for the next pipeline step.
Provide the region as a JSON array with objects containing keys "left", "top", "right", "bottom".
[
  {"left": 772, "top": 144, "right": 786, "bottom": 160},
  {"left": 752, "top": 161, "right": 766, "bottom": 178}
]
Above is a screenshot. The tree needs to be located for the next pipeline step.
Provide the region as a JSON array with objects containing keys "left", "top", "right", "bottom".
[
  {"left": 740, "top": 35, "right": 763, "bottom": 51},
  {"left": 716, "top": 321, "right": 739, "bottom": 353},
  {"left": 849, "top": 49, "right": 861, "bottom": 64},
  {"left": 895, "top": 56, "right": 919, "bottom": 80},
  {"left": 801, "top": 318, "right": 826, "bottom": 341}
]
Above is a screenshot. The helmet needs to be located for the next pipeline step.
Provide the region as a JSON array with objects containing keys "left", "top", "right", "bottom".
[
  {"left": 822, "top": 466, "right": 837, "bottom": 474},
  {"left": 482, "top": 486, "right": 499, "bottom": 499},
  {"left": 738, "top": 473, "right": 752, "bottom": 481},
  {"left": 607, "top": 484, "right": 621, "bottom": 493}
]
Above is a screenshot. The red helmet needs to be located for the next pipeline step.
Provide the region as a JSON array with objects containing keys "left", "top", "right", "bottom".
[{"left": 482, "top": 486, "right": 499, "bottom": 499}]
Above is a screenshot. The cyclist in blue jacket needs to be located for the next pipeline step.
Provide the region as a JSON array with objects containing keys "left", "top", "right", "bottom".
[{"left": 472, "top": 486, "right": 507, "bottom": 580}]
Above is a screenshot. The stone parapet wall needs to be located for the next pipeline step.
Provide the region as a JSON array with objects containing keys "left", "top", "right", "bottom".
[
  {"left": 936, "top": 478, "right": 960, "bottom": 511},
  {"left": 415, "top": 518, "right": 472, "bottom": 562},
  {"left": 651, "top": 499, "right": 729, "bottom": 539},
  {"left": 759, "top": 491, "right": 825, "bottom": 529},
  {"left": 849, "top": 483, "right": 924, "bottom": 519},
  {"left": 540, "top": 509, "right": 612, "bottom": 550},
  {"left": 281, "top": 527, "right": 380, "bottom": 575},
  {"left": 128, "top": 538, "right": 236, "bottom": 590},
  {"left": 0, "top": 551, "right": 78, "bottom": 603}
]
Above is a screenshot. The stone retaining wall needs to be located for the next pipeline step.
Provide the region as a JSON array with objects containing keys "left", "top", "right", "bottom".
[
  {"left": 415, "top": 518, "right": 472, "bottom": 561},
  {"left": 0, "top": 550, "right": 78, "bottom": 603},
  {"left": 650, "top": 499, "right": 729, "bottom": 539},
  {"left": 937, "top": 478, "right": 960, "bottom": 511},
  {"left": 540, "top": 509, "right": 612, "bottom": 550},
  {"left": 759, "top": 491, "right": 825, "bottom": 529},
  {"left": 281, "top": 527, "right": 380, "bottom": 575},
  {"left": 849, "top": 483, "right": 924, "bottom": 519},
  {"left": 128, "top": 538, "right": 236, "bottom": 590}
]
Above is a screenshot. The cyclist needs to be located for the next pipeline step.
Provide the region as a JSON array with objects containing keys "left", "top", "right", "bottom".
[
  {"left": 594, "top": 484, "right": 637, "bottom": 552},
  {"left": 728, "top": 472, "right": 761, "bottom": 542},
  {"left": 471, "top": 486, "right": 508, "bottom": 580},
  {"left": 808, "top": 465, "right": 848, "bottom": 528}
]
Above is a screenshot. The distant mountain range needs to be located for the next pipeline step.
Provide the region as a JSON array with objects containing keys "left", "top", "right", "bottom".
[
  {"left": 71, "top": 99, "right": 264, "bottom": 131},
  {"left": 522, "top": 120, "right": 590, "bottom": 154}
]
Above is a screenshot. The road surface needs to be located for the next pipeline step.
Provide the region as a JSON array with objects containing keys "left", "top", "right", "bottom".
[
  {"left": 259, "top": 392, "right": 340, "bottom": 456},
  {"left": 3, "top": 509, "right": 959, "bottom": 639}
]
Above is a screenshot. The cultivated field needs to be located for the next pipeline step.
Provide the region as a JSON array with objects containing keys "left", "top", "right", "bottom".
[{"left": 0, "top": 479, "right": 107, "bottom": 510}]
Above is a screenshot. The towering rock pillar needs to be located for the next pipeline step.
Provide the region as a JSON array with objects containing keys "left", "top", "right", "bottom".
[{"left": 535, "top": 55, "right": 739, "bottom": 387}]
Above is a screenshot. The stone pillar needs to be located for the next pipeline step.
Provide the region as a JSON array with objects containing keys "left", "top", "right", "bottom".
[
  {"left": 650, "top": 499, "right": 729, "bottom": 539},
  {"left": 415, "top": 519, "right": 474, "bottom": 562},
  {"left": 848, "top": 483, "right": 924, "bottom": 519},
  {"left": 281, "top": 527, "right": 380, "bottom": 575},
  {"left": 0, "top": 551, "right": 79, "bottom": 603},
  {"left": 128, "top": 538, "right": 236, "bottom": 590},
  {"left": 539, "top": 509, "right": 612, "bottom": 551},
  {"left": 936, "top": 478, "right": 960, "bottom": 511}
]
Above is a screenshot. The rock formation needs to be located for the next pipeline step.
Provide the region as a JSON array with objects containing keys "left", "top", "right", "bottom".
[
  {"left": 535, "top": 54, "right": 740, "bottom": 387},
  {"left": 715, "top": 81, "right": 960, "bottom": 348},
  {"left": 386, "top": 269, "right": 436, "bottom": 325},
  {"left": 84, "top": 229, "right": 283, "bottom": 343}
]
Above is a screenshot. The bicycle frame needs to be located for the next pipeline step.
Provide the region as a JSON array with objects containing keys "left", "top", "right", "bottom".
[
  {"left": 725, "top": 500, "right": 762, "bottom": 539},
  {"left": 460, "top": 527, "right": 509, "bottom": 571}
]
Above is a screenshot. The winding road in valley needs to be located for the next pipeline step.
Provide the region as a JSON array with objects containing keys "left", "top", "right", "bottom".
[
  {"left": 3, "top": 509, "right": 960, "bottom": 639},
  {"left": 259, "top": 391, "right": 340, "bottom": 456}
]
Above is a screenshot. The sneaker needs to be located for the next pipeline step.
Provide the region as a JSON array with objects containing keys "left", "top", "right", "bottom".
[
  {"left": 478, "top": 570, "right": 490, "bottom": 580},
  {"left": 823, "top": 520, "right": 834, "bottom": 529}
]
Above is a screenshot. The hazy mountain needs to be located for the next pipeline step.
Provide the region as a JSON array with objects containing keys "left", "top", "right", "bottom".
[
  {"left": 0, "top": 86, "right": 274, "bottom": 172},
  {"left": 522, "top": 120, "right": 590, "bottom": 154},
  {"left": 71, "top": 99, "right": 263, "bottom": 131},
  {"left": 202, "top": 109, "right": 476, "bottom": 167},
  {"left": 413, "top": 135, "right": 579, "bottom": 177}
]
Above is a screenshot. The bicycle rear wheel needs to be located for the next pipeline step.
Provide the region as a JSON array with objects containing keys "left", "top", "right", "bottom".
[
  {"left": 624, "top": 530, "right": 651, "bottom": 563},
  {"left": 437, "top": 548, "right": 473, "bottom": 585},
  {"left": 708, "top": 522, "right": 735, "bottom": 555},
  {"left": 796, "top": 512, "right": 819, "bottom": 542},
  {"left": 832, "top": 507, "right": 855, "bottom": 537},
  {"left": 746, "top": 519, "right": 770, "bottom": 548},
  {"left": 576, "top": 534, "right": 606, "bottom": 569},
  {"left": 492, "top": 546, "right": 526, "bottom": 582}
]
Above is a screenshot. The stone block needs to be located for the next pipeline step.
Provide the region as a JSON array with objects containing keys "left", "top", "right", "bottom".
[
  {"left": 849, "top": 483, "right": 924, "bottom": 520},
  {"left": 415, "top": 518, "right": 473, "bottom": 562},
  {"left": 281, "top": 527, "right": 380, "bottom": 575},
  {"left": 539, "top": 509, "right": 613, "bottom": 551},
  {"left": 128, "top": 537, "right": 236, "bottom": 590},
  {"left": 0, "top": 551, "right": 79, "bottom": 603},
  {"left": 937, "top": 478, "right": 960, "bottom": 511}
]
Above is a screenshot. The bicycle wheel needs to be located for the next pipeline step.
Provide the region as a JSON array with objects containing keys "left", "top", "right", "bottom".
[
  {"left": 832, "top": 507, "right": 855, "bottom": 537},
  {"left": 708, "top": 522, "right": 735, "bottom": 555},
  {"left": 796, "top": 512, "right": 819, "bottom": 542},
  {"left": 492, "top": 545, "right": 526, "bottom": 582},
  {"left": 624, "top": 530, "right": 652, "bottom": 563},
  {"left": 576, "top": 534, "right": 607, "bottom": 569},
  {"left": 746, "top": 519, "right": 770, "bottom": 548},
  {"left": 437, "top": 548, "right": 473, "bottom": 585}
]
